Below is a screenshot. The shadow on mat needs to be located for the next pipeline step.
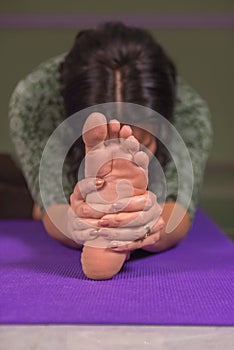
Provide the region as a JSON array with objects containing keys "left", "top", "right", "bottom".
[{"left": 1, "top": 221, "right": 171, "bottom": 280}]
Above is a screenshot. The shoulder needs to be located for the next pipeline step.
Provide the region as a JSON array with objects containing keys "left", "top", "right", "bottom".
[
  {"left": 175, "top": 76, "right": 211, "bottom": 115},
  {"left": 9, "top": 53, "right": 67, "bottom": 107},
  {"left": 9, "top": 53, "right": 67, "bottom": 137},
  {"left": 173, "top": 76, "right": 212, "bottom": 140}
]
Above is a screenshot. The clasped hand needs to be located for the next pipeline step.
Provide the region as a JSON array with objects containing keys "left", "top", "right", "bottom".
[
  {"left": 67, "top": 114, "right": 164, "bottom": 251},
  {"left": 68, "top": 179, "right": 164, "bottom": 251}
]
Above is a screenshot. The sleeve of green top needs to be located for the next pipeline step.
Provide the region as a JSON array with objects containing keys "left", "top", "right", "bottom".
[
  {"left": 8, "top": 55, "right": 212, "bottom": 221},
  {"left": 8, "top": 54, "right": 73, "bottom": 214},
  {"left": 165, "top": 77, "right": 213, "bottom": 221}
]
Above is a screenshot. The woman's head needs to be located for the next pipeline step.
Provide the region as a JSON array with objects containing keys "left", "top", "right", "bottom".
[
  {"left": 60, "top": 21, "right": 177, "bottom": 178},
  {"left": 60, "top": 21, "right": 177, "bottom": 120}
]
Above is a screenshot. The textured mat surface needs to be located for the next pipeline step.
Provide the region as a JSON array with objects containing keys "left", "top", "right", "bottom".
[{"left": 0, "top": 209, "right": 234, "bottom": 325}]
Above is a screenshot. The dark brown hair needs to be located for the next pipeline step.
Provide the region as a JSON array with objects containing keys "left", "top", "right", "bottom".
[{"left": 59, "top": 21, "right": 177, "bottom": 183}]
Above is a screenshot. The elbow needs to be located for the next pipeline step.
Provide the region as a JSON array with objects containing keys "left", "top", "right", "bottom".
[{"left": 42, "top": 208, "right": 82, "bottom": 249}]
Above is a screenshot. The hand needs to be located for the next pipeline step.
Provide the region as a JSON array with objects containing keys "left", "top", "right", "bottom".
[
  {"left": 108, "top": 217, "right": 164, "bottom": 252},
  {"left": 68, "top": 177, "right": 163, "bottom": 248},
  {"left": 96, "top": 191, "right": 165, "bottom": 251},
  {"left": 67, "top": 177, "right": 106, "bottom": 244}
]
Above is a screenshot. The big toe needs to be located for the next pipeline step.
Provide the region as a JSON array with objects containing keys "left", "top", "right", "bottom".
[{"left": 83, "top": 112, "right": 108, "bottom": 152}]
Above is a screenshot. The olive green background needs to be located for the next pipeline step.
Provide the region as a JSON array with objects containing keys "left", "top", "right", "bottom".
[{"left": 0, "top": 1, "right": 233, "bottom": 236}]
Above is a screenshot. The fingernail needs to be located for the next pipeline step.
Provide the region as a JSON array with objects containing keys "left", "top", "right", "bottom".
[
  {"left": 98, "top": 219, "right": 109, "bottom": 227},
  {"left": 96, "top": 178, "right": 104, "bottom": 186},
  {"left": 99, "top": 229, "right": 109, "bottom": 238},
  {"left": 90, "top": 229, "right": 99, "bottom": 237},
  {"left": 111, "top": 203, "right": 122, "bottom": 212},
  {"left": 109, "top": 241, "right": 119, "bottom": 248}
]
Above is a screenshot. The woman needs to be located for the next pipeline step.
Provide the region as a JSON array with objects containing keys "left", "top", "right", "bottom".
[{"left": 9, "top": 22, "right": 212, "bottom": 279}]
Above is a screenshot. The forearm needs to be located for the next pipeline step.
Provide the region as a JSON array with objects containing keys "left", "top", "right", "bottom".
[
  {"left": 42, "top": 204, "right": 82, "bottom": 249},
  {"left": 143, "top": 202, "right": 190, "bottom": 253}
]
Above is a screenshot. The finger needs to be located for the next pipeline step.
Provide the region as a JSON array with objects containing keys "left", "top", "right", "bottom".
[
  {"left": 67, "top": 206, "right": 77, "bottom": 235},
  {"left": 149, "top": 216, "right": 165, "bottom": 233},
  {"left": 98, "top": 215, "right": 164, "bottom": 241},
  {"left": 74, "top": 193, "right": 156, "bottom": 217},
  {"left": 72, "top": 194, "right": 150, "bottom": 219},
  {"left": 98, "top": 202, "right": 162, "bottom": 228},
  {"left": 73, "top": 217, "right": 99, "bottom": 230},
  {"left": 71, "top": 228, "right": 99, "bottom": 243},
  {"left": 98, "top": 226, "right": 145, "bottom": 241},
  {"left": 109, "top": 230, "right": 161, "bottom": 251},
  {"left": 73, "top": 177, "right": 105, "bottom": 200},
  {"left": 66, "top": 206, "right": 100, "bottom": 243},
  {"left": 108, "top": 218, "right": 164, "bottom": 251},
  {"left": 108, "top": 191, "right": 157, "bottom": 213},
  {"left": 67, "top": 205, "right": 77, "bottom": 218},
  {"left": 75, "top": 201, "right": 105, "bottom": 219},
  {"left": 69, "top": 193, "right": 77, "bottom": 211},
  {"left": 108, "top": 240, "right": 144, "bottom": 251}
]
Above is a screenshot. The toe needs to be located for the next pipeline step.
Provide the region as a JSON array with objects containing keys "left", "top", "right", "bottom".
[
  {"left": 119, "top": 124, "right": 132, "bottom": 139},
  {"left": 133, "top": 151, "right": 149, "bottom": 170},
  {"left": 82, "top": 112, "right": 108, "bottom": 153},
  {"left": 122, "top": 135, "right": 140, "bottom": 154},
  {"left": 108, "top": 119, "right": 121, "bottom": 140}
]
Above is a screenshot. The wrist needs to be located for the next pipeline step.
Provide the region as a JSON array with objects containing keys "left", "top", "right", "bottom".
[
  {"left": 43, "top": 204, "right": 82, "bottom": 249},
  {"left": 143, "top": 202, "right": 190, "bottom": 253}
]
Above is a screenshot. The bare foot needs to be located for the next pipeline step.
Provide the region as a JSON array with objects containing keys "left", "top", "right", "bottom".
[{"left": 81, "top": 112, "right": 149, "bottom": 280}]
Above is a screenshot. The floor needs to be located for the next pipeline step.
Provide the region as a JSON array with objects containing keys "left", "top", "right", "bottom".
[
  {"left": 1, "top": 325, "right": 234, "bottom": 350},
  {"left": 1, "top": 167, "right": 234, "bottom": 350}
]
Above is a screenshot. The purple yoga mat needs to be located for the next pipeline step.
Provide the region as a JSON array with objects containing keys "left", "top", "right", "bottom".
[{"left": 0, "top": 209, "right": 234, "bottom": 325}]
